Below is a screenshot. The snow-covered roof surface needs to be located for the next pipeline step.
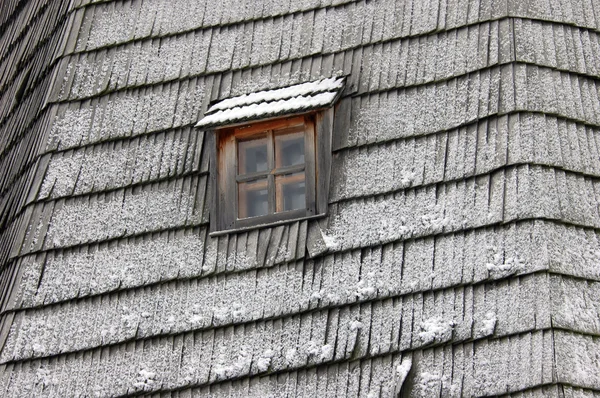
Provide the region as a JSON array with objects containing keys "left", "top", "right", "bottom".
[
  {"left": 195, "top": 77, "right": 345, "bottom": 128},
  {"left": 3, "top": 0, "right": 600, "bottom": 397}
]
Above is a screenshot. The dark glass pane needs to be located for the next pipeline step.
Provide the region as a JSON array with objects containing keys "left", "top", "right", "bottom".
[
  {"left": 275, "top": 132, "right": 304, "bottom": 168},
  {"left": 276, "top": 172, "right": 305, "bottom": 212},
  {"left": 238, "top": 137, "right": 268, "bottom": 174},
  {"left": 238, "top": 179, "right": 268, "bottom": 218}
]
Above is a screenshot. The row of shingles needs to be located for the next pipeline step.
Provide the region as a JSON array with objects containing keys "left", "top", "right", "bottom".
[
  {"left": 10, "top": 212, "right": 600, "bottom": 371},
  {"left": 0, "top": 197, "right": 537, "bottom": 314},
  {"left": 334, "top": 63, "right": 600, "bottom": 153},
  {"left": 45, "top": 16, "right": 600, "bottom": 159},
  {"left": 0, "top": 1, "right": 496, "bottom": 298},
  {"left": 0, "top": 190, "right": 309, "bottom": 306},
  {"left": 0, "top": 121, "right": 201, "bottom": 349},
  {"left": 51, "top": 3, "right": 600, "bottom": 107},
  {"left": 0, "top": 23, "right": 78, "bottom": 232},
  {"left": 191, "top": 332, "right": 600, "bottom": 397},
  {"left": 0, "top": 2, "right": 78, "bottom": 234},
  {"left": 0, "top": 170, "right": 209, "bottom": 363},
  {"left": 18, "top": 13, "right": 584, "bottom": 255},
  {"left": 60, "top": 15, "right": 514, "bottom": 107},
  {"left": 554, "top": 330, "right": 600, "bottom": 391},
  {"left": 56, "top": 0, "right": 490, "bottom": 102},
  {"left": 0, "top": 270, "right": 555, "bottom": 396},
  {"left": 0, "top": 1, "right": 80, "bottom": 202},
  {"left": 11, "top": 151, "right": 599, "bottom": 308},
  {"left": 4, "top": 3, "right": 592, "bottom": 394},
  {"left": 514, "top": 18, "right": 600, "bottom": 77},
  {"left": 2, "top": 56, "right": 596, "bottom": 320},
  {"left": 180, "top": 362, "right": 562, "bottom": 398},
  {"left": 0, "top": 21, "right": 344, "bottom": 348},
  {"left": 29, "top": 16, "right": 509, "bottom": 221},
  {"left": 325, "top": 164, "right": 600, "bottom": 250},
  {"left": 45, "top": 74, "right": 209, "bottom": 153},
  {"left": 0, "top": 85, "right": 67, "bottom": 271},
  {"left": 74, "top": 0, "right": 370, "bottom": 52},
  {"left": 0, "top": 216, "right": 559, "bottom": 364},
  {"left": 72, "top": 0, "right": 430, "bottom": 54},
  {"left": 91, "top": 7, "right": 600, "bottom": 398},
  {"left": 332, "top": 112, "right": 600, "bottom": 202},
  {"left": 0, "top": 1, "right": 115, "bottom": 394},
  {"left": 2, "top": 210, "right": 308, "bottom": 305},
  {"left": 0, "top": 0, "right": 26, "bottom": 30},
  {"left": 178, "top": 343, "right": 600, "bottom": 397},
  {"left": 17, "top": 1, "right": 596, "bottom": 166},
  {"left": 37, "top": 16, "right": 509, "bottom": 195},
  {"left": 550, "top": 274, "right": 600, "bottom": 336},
  {"left": 37, "top": 125, "right": 204, "bottom": 201},
  {"left": 4, "top": 219, "right": 600, "bottom": 392},
  {"left": 0, "top": 3, "right": 540, "bottom": 398},
  {"left": 508, "top": 0, "right": 600, "bottom": 30},
  {"left": 0, "top": 0, "right": 73, "bottom": 111},
  {"left": 70, "top": 0, "right": 600, "bottom": 57},
  {"left": 0, "top": 3, "right": 78, "bottom": 129},
  {"left": 0, "top": 72, "right": 213, "bottom": 271},
  {"left": 0, "top": 3, "right": 81, "bottom": 162},
  {"left": 0, "top": 0, "right": 50, "bottom": 87},
  {"left": 21, "top": 172, "right": 207, "bottom": 253}
]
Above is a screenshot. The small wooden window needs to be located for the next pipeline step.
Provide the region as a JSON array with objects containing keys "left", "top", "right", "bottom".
[{"left": 211, "top": 111, "right": 333, "bottom": 233}]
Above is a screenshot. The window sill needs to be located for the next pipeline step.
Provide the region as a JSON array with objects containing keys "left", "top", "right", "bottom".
[{"left": 208, "top": 213, "right": 327, "bottom": 238}]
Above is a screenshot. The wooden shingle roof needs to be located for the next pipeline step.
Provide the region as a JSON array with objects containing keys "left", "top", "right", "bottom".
[{"left": 1, "top": 0, "right": 600, "bottom": 396}]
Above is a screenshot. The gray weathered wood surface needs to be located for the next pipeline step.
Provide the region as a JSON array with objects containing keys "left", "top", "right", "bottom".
[{"left": 1, "top": 0, "right": 600, "bottom": 396}]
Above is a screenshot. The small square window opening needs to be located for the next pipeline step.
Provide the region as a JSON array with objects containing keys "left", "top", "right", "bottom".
[
  {"left": 217, "top": 115, "right": 317, "bottom": 230},
  {"left": 196, "top": 77, "right": 345, "bottom": 233}
]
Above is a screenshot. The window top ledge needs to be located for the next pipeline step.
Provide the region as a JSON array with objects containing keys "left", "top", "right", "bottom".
[
  {"left": 208, "top": 213, "right": 327, "bottom": 238},
  {"left": 195, "top": 77, "right": 345, "bottom": 130}
]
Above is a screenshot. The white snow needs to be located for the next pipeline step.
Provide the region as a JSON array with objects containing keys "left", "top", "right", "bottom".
[
  {"left": 133, "top": 367, "right": 158, "bottom": 391},
  {"left": 485, "top": 246, "right": 524, "bottom": 279},
  {"left": 477, "top": 312, "right": 497, "bottom": 338},
  {"left": 195, "top": 91, "right": 338, "bottom": 128},
  {"left": 256, "top": 349, "right": 275, "bottom": 372},
  {"left": 209, "top": 77, "right": 344, "bottom": 112},
  {"left": 321, "top": 233, "right": 339, "bottom": 250},
  {"left": 418, "top": 317, "right": 454, "bottom": 345},
  {"left": 396, "top": 356, "right": 412, "bottom": 382}
]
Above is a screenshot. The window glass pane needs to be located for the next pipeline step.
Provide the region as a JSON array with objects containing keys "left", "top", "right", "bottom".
[
  {"left": 238, "top": 137, "right": 268, "bottom": 174},
  {"left": 276, "top": 172, "right": 305, "bottom": 212},
  {"left": 238, "top": 179, "right": 268, "bottom": 218},
  {"left": 275, "top": 132, "right": 304, "bottom": 168}
]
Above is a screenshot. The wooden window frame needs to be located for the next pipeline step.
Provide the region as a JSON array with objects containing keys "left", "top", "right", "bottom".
[{"left": 209, "top": 108, "right": 334, "bottom": 235}]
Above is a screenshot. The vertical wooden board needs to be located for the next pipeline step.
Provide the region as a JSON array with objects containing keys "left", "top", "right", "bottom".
[
  {"left": 395, "top": 294, "right": 412, "bottom": 352},
  {"left": 275, "top": 225, "right": 290, "bottom": 264},
  {"left": 375, "top": 298, "right": 395, "bottom": 355}
]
